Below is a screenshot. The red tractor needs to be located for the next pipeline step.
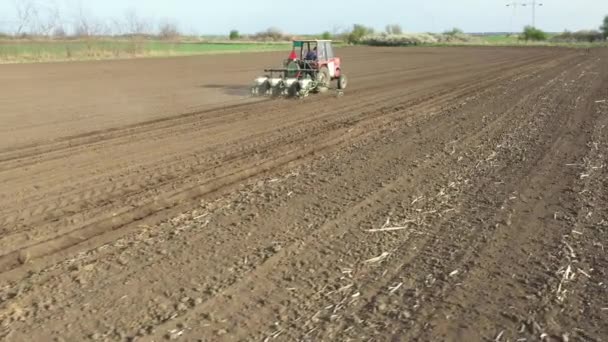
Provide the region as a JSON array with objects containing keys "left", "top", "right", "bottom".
[{"left": 252, "top": 40, "right": 348, "bottom": 97}]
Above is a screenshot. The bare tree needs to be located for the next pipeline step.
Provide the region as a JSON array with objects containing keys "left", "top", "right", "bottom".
[
  {"left": 158, "top": 20, "right": 180, "bottom": 40},
  {"left": 385, "top": 24, "right": 403, "bottom": 35},
  {"left": 71, "top": 2, "right": 108, "bottom": 37},
  {"left": 124, "top": 9, "right": 150, "bottom": 35},
  {"left": 185, "top": 26, "right": 199, "bottom": 38},
  {"left": 52, "top": 25, "right": 67, "bottom": 38},
  {"left": 254, "top": 27, "right": 284, "bottom": 41},
  {"left": 72, "top": 1, "right": 91, "bottom": 37},
  {"left": 35, "top": 3, "right": 62, "bottom": 36},
  {"left": 14, "top": 0, "right": 37, "bottom": 35},
  {"left": 111, "top": 17, "right": 126, "bottom": 36}
]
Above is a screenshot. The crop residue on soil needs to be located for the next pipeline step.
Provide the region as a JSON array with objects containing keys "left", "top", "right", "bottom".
[{"left": 0, "top": 47, "right": 607, "bottom": 341}]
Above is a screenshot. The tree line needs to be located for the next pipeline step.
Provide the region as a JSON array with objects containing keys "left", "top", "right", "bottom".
[
  {"left": 522, "top": 15, "right": 608, "bottom": 42},
  {"left": 3, "top": 1, "right": 607, "bottom": 44},
  {"left": 1, "top": 0, "right": 181, "bottom": 39}
]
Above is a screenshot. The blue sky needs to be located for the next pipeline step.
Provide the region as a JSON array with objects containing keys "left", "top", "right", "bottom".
[{"left": 0, "top": 0, "right": 605, "bottom": 34}]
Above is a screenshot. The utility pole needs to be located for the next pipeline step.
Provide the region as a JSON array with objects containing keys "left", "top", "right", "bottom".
[
  {"left": 506, "top": 1, "right": 543, "bottom": 28},
  {"left": 505, "top": 1, "right": 518, "bottom": 34},
  {"left": 531, "top": 0, "right": 541, "bottom": 27}
]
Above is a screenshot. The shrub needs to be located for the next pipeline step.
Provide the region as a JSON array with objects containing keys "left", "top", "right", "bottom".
[
  {"left": 385, "top": 24, "right": 403, "bottom": 35},
  {"left": 444, "top": 28, "right": 464, "bottom": 36},
  {"left": 521, "top": 26, "right": 547, "bottom": 41},
  {"left": 553, "top": 29, "right": 573, "bottom": 41},
  {"left": 575, "top": 30, "right": 603, "bottom": 42},
  {"left": 321, "top": 31, "right": 332, "bottom": 40},
  {"left": 158, "top": 22, "right": 180, "bottom": 40},
  {"left": 52, "top": 26, "right": 67, "bottom": 39},
  {"left": 362, "top": 33, "right": 436, "bottom": 46},
  {"left": 229, "top": 30, "right": 240, "bottom": 40},
  {"left": 441, "top": 28, "right": 474, "bottom": 43},
  {"left": 253, "top": 27, "right": 286, "bottom": 41},
  {"left": 552, "top": 29, "right": 603, "bottom": 43},
  {"left": 347, "top": 24, "right": 375, "bottom": 44},
  {"left": 360, "top": 32, "right": 477, "bottom": 46}
]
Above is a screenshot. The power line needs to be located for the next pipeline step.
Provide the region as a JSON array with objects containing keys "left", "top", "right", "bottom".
[{"left": 506, "top": 1, "right": 544, "bottom": 28}]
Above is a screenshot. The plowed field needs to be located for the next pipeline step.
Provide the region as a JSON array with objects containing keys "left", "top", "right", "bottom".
[{"left": 1, "top": 47, "right": 607, "bottom": 341}]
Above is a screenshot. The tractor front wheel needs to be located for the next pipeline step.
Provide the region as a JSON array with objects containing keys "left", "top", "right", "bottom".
[
  {"left": 338, "top": 74, "right": 348, "bottom": 90},
  {"left": 317, "top": 66, "right": 330, "bottom": 88}
]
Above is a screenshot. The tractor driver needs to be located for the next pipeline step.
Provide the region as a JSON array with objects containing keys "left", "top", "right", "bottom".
[{"left": 305, "top": 46, "right": 318, "bottom": 61}]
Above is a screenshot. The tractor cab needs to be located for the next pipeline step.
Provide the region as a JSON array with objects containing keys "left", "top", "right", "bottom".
[{"left": 291, "top": 40, "right": 335, "bottom": 62}]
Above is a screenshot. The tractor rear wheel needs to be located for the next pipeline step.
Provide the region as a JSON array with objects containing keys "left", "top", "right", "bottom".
[{"left": 338, "top": 74, "right": 348, "bottom": 90}]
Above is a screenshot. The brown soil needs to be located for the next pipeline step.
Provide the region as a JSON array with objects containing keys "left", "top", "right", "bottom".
[{"left": 1, "top": 46, "right": 607, "bottom": 342}]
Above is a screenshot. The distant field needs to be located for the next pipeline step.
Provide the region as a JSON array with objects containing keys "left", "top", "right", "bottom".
[
  {"left": 1, "top": 36, "right": 602, "bottom": 64},
  {"left": 474, "top": 34, "right": 604, "bottom": 47},
  {"left": 478, "top": 35, "right": 522, "bottom": 44},
  {"left": 0, "top": 40, "right": 292, "bottom": 63}
]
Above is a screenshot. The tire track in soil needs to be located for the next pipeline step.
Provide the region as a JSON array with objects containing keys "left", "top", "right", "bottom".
[
  {"left": 0, "top": 50, "right": 549, "bottom": 174},
  {"left": 384, "top": 56, "right": 606, "bottom": 342},
  {"left": 0, "top": 47, "right": 600, "bottom": 342},
  {"left": 302, "top": 57, "right": 602, "bottom": 342},
  {"left": 0, "top": 53, "right": 544, "bottom": 232},
  {"left": 131, "top": 52, "right": 592, "bottom": 338},
  {"left": 169, "top": 49, "right": 592, "bottom": 339},
  {"left": 0, "top": 46, "right": 536, "bottom": 162},
  {"left": 0, "top": 50, "right": 569, "bottom": 279}
]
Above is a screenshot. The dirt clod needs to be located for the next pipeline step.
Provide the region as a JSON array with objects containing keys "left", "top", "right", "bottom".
[{"left": 0, "top": 47, "right": 606, "bottom": 342}]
